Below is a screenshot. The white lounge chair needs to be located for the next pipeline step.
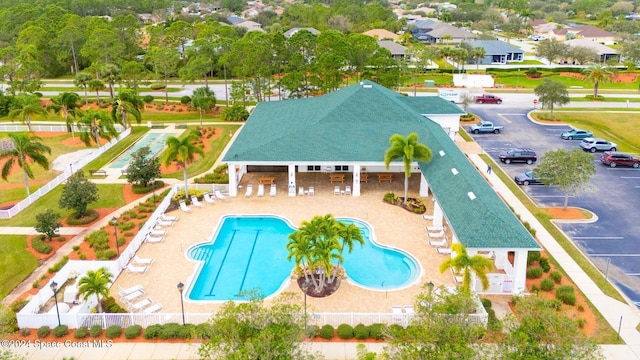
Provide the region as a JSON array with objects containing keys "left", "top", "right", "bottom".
[
  {"left": 334, "top": 186, "right": 340, "bottom": 195},
  {"left": 453, "top": 274, "right": 464, "bottom": 284},
  {"left": 161, "top": 214, "right": 178, "bottom": 222},
  {"left": 298, "top": 186, "right": 304, "bottom": 196},
  {"left": 133, "top": 255, "right": 154, "bottom": 265},
  {"left": 426, "top": 225, "right": 444, "bottom": 232},
  {"left": 191, "top": 195, "right": 203, "bottom": 208},
  {"left": 146, "top": 235, "right": 164, "bottom": 244},
  {"left": 404, "top": 305, "right": 415, "bottom": 316},
  {"left": 478, "top": 251, "right": 495, "bottom": 259},
  {"left": 126, "top": 264, "right": 148, "bottom": 274},
  {"left": 307, "top": 186, "right": 315, "bottom": 196},
  {"left": 121, "top": 289, "right": 144, "bottom": 303},
  {"left": 429, "top": 237, "right": 448, "bottom": 247},
  {"left": 215, "top": 189, "right": 226, "bottom": 200},
  {"left": 143, "top": 303, "right": 163, "bottom": 314},
  {"left": 130, "top": 297, "right": 152, "bottom": 312},
  {"left": 269, "top": 184, "right": 276, "bottom": 197},
  {"left": 437, "top": 247, "right": 452, "bottom": 255},
  {"left": 179, "top": 200, "right": 192, "bottom": 213},
  {"left": 427, "top": 230, "right": 445, "bottom": 238},
  {"left": 119, "top": 284, "right": 143, "bottom": 297},
  {"left": 257, "top": 184, "right": 265, "bottom": 197},
  {"left": 422, "top": 214, "right": 434, "bottom": 220},
  {"left": 203, "top": 193, "right": 215, "bottom": 204},
  {"left": 345, "top": 185, "right": 351, "bottom": 195},
  {"left": 245, "top": 185, "right": 253, "bottom": 197},
  {"left": 391, "top": 306, "right": 403, "bottom": 322},
  {"left": 155, "top": 220, "right": 174, "bottom": 228},
  {"left": 150, "top": 229, "right": 166, "bottom": 236}
]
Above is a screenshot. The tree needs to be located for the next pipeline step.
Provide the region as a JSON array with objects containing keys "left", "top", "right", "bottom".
[
  {"left": 471, "top": 47, "right": 486, "bottom": 70},
  {"left": 101, "top": 63, "right": 120, "bottom": 99},
  {"left": 384, "top": 133, "right": 432, "bottom": 204},
  {"left": 535, "top": 39, "right": 570, "bottom": 64},
  {"left": 533, "top": 148, "right": 596, "bottom": 210},
  {"left": 145, "top": 46, "right": 181, "bottom": 103},
  {"left": 0, "top": 132, "right": 51, "bottom": 197},
  {"left": 111, "top": 89, "right": 143, "bottom": 129},
  {"left": 77, "top": 109, "right": 118, "bottom": 147},
  {"left": 439, "top": 243, "right": 493, "bottom": 292},
  {"left": 74, "top": 72, "right": 93, "bottom": 105},
  {"left": 198, "top": 294, "right": 319, "bottom": 359},
  {"left": 48, "top": 92, "right": 82, "bottom": 138},
  {"left": 500, "top": 295, "right": 602, "bottom": 359},
  {"left": 59, "top": 171, "right": 99, "bottom": 218},
  {"left": 35, "top": 209, "right": 62, "bottom": 241},
  {"left": 534, "top": 79, "right": 569, "bottom": 118},
  {"left": 8, "top": 93, "right": 48, "bottom": 131},
  {"left": 78, "top": 267, "right": 112, "bottom": 313},
  {"left": 191, "top": 86, "right": 216, "bottom": 126},
  {"left": 582, "top": 63, "right": 616, "bottom": 98},
  {"left": 221, "top": 104, "right": 249, "bottom": 121},
  {"left": 126, "top": 146, "right": 160, "bottom": 188},
  {"left": 88, "top": 79, "right": 105, "bottom": 104},
  {"left": 162, "top": 129, "right": 204, "bottom": 198}
]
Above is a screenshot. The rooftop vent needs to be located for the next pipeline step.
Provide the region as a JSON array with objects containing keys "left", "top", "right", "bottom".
[
  {"left": 451, "top": 168, "right": 458, "bottom": 175},
  {"left": 439, "top": 150, "right": 446, "bottom": 157},
  {"left": 467, "top": 191, "right": 476, "bottom": 200},
  {"left": 363, "top": 84, "right": 372, "bottom": 89}
]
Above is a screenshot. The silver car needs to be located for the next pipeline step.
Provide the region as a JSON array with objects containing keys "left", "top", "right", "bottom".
[{"left": 579, "top": 137, "right": 617, "bottom": 153}]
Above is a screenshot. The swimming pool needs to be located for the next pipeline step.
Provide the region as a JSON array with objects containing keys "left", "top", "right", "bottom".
[
  {"left": 109, "top": 132, "right": 176, "bottom": 169},
  {"left": 186, "top": 215, "right": 421, "bottom": 301}
]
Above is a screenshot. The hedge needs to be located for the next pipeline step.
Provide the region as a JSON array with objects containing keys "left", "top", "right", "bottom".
[
  {"left": 31, "top": 237, "right": 52, "bottom": 254},
  {"left": 105, "top": 325, "right": 122, "bottom": 339}
]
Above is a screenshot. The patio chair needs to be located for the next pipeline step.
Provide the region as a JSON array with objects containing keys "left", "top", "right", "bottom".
[
  {"left": 215, "top": 189, "right": 227, "bottom": 200},
  {"left": 391, "top": 306, "right": 404, "bottom": 322},
  {"left": 143, "top": 303, "right": 163, "bottom": 314},
  {"left": 422, "top": 214, "right": 434, "bottom": 220},
  {"left": 133, "top": 254, "right": 154, "bottom": 265},
  {"left": 155, "top": 220, "right": 174, "bottom": 227},
  {"left": 426, "top": 225, "right": 445, "bottom": 232},
  {"left": 179, "top": 200, "right": 192, "bottom": 213},
  {"left": 191, "top": 195, "right": 203, "bottom": 208},
  {"left": 404, "top": 305, "right": 415, "bottom": 317},
  {"left": 161, "top": 214, "right": 178, "bottom": 222},
  {"left": 436, "top": 247, "right": 452, "bottom": 255},
  {"left": 203, "top": 193, "right": 215, "bottom": 204},
  {"left": 130, "top": 297, "right": 152, "bottom": 312},
  {"left": 453, "top": 273, "right": 464, "bottom": 284},
  {"left": 121, "top": 289, "right": 144, "bottom": 303},
  {"left": 245, "top": 184, "right": 253, "bottom": 197},
  {"left": 119, "top": 284, "right": 143, "bottom": 297},
  {"left": 429, "top": 237, "right": 448, "bottom": 247},
  {"left": 257, "top": 184, "right": 265, "bottom": 197},
  {"left": 269, "top": 184, "right": 277, "bottom": 197},
  {"left": 150, "top": 229, "right": 166, "bottom": 237},
  {"left": 345, "top": 185, "right": 351, "bottom": 195},
  {"left": 427, "top": 230, "right": 445, "bottom": 238},
  {"left": 145, "top": 234, "right": 164, "bottom": 244},
  {"left": 126, "top": 264, "right": 148, "bottom": 274},
  {"left": 334, "top": 186, "right": 340, "bottom": 195},
  {"left": 298, "top": 186, "right": 304, "bottom": 196},
  {"left": 307, "top": 186, "right": 315, "bottom": 196}
]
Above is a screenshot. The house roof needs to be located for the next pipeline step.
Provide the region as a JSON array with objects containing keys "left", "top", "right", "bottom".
[
  {"left": 572, "top": 25, "right": 614, "bottom": 38},
  {"left": 422, "top": 23, "right": 475, "bottom": 39},
  {"left": 464, "top": 40, "right": 523, "bottom": 55},
  {"left": 226, "top": 15, "right": 245, "bottom": 24},
  {"left": 566, "top": 39, "right": 618, "bottom": 54},
  {"left": 377, "top": 40, "right": 407, "bottom": 56},
  {"left": 284, "top": 27, "right": 320, "bottom": 38},
  {"left": 223, "top": 81, "right": 539, "bottom": 250},
  {"left": 364, "top": 29, "right": 399, "bottom": 41}
]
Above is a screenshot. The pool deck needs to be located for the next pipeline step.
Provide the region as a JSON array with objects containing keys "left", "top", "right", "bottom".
[{"left": 113, "top": 175, "right": 457, "bottom": 315}]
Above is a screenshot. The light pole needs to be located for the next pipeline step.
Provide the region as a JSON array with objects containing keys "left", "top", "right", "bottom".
[
  {"left": 177, "top": 282, "right": 185, "bottom": 325},
  {"left": 302, "top": 281, "right": 310, "bottom": 337},
  {"left": 69, "top": 163, "right": 73, "bottom": 174},
  {"left": 112, "top": 216, "right": 120, "bottom": 256},
  {"left": 50, "top": 281, "right": 61, "bottom": 326}
]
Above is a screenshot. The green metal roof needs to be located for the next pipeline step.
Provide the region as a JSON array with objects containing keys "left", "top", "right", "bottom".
[{"left": 224, "top": 81, "right": 540, "bottom": 250}]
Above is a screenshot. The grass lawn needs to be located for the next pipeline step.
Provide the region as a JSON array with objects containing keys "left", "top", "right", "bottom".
[
  {"left": 0, "top": 184, "right": 126, "bottom": 227},
  {"left": 84, "top": 126, "right": 149, "bottom": 172},
  {"left": 0, "top": 235, "right": 38, "bottom": 300}
]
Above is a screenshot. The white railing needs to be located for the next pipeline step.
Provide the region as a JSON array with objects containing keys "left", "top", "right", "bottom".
[
  {"left": 0, "top": 124, "right": 124, "bottom": 133},
  {"left": 0, "top": 127, "right": 131, "bottom": 219}
]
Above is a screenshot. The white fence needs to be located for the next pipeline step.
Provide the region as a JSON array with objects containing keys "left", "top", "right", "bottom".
[
  {"left": 0, "top": 124, "right": 125, "bottom": 133},
  {"left": 0, "top": 127, "right": 131, "bottom": 219}
]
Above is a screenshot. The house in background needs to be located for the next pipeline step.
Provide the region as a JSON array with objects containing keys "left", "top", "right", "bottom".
[
  {"left": 411, "top": 19, "right": 475, "bottom": 44},
  {"left": 568, "top": 25, "right": 616, "bottom": 45},
  {"left": 565, "top": 39, "right": 620, "bottom": 63},
  {"left": 377, "top": 40, "right": 408, "bottom": 61},
  {"left": 363, "top": 28, "right": 400, "bottom": 41},
  {"left": 234, "top": 20, "right": 265, "bottom": 33},
  {"left": 283, "top": 27, "right": 320, "bottom": 38},
  {"left": 463, "top": 40, "right": 524, "bottom": 65}
]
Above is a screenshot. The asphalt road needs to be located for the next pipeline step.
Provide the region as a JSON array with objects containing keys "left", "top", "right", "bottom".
[{"left": 468, "top": 102, "right": 640, "bottom": 306}]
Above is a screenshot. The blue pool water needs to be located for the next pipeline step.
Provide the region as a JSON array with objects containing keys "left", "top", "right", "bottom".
[
  {"left": 109, "top": 133, "right": 176, "bottom": 169},
  {"left": 186, "top": 215, "right": 420, "bottom": 301}
]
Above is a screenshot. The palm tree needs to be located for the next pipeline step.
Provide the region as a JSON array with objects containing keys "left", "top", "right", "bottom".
[
  {"left": 582, "top": 63, "right": 616, "bottom": 98},
  {"left": 162, "top": 129, "right": 204, "bottom": 198},
  {"left": 384, "top": 133, "right": 432, "bottom": 204},
  {"left": 9, "top": 93, "right": 48, "bottom": 131},
  {"left": 78, "top": 267, "right": 113, "bottom": 313},
  {"left": 439, "top": 243, "right": 493, "bottom": 292},
  {"left": 88, "top": 79, "right": 105, "bottom": 104},
  {"left": 111, "top": 89, "right": 143, "bottom": 129},
  {"left": 74, "top": 72, "right": 93, "bottom": 104},
  {"left": 101, "top": 63, "right": 120, "bottom": 99},
  {"left": 471, "top": 47, "right": 486, "bottom": 70},
  {"left": 48, "top": 92, "right": 82, "bottom": 138},
  {"left": 191, "top": 86, "right": 216, "bottom": 127},
  {"left": 0, "top": 132, "right": 51, "bottom": 197},
  {"left": 286, "top": 231, "right": 316, "bottom": 286},
  {"left": 77, "top": 109, "right": 118, "bottom": 147},
  {"left": 329, "top": 221, "right": 364, "bottom": 283}
]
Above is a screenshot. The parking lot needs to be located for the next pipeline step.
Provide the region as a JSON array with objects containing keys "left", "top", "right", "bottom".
[{"left": 469, "top": 104, "right": 640, "bottom": 306}]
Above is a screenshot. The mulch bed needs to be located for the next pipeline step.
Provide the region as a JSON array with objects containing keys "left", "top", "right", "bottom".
[{"left": 296, "top": 275, "right": 341, "bottom": 298}]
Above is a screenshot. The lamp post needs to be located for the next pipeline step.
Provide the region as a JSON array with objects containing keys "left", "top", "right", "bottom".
[
  {"left": 177, "top": 282, "right": 185, "bottom": 325},
  {"left": 50, "top": 281, "right": 61, "bottom": 326},
  {"left": 302, "top": 281, "right": 310, "bottom": 337},
  {"left": 112, "top": 216, "right": 120, "bottom": 256}
]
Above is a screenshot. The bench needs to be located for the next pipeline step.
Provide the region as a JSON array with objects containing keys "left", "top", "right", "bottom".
[
  {"left": 360, "top": 173, "right": 369, "bottom": 183},
  {"left": 259, "top": 177, "right": 275, "bottom": 185},
  {"left": 329, "top": 174, "right": 345, "bottom": 184},
  {"left": 89, "top": 170, "right": 107, "bottom": 177},
  {"left": 377, "top": 173, "right": 393, "bottom": 183}
]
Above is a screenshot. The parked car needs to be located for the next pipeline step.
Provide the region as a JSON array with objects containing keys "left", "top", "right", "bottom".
[
  {"left": 514, "top": 171, "right": 544, "bottom": 185},
  {"left": 600, "top": 151, "right": 640, "bottom": 168},
  {"left": 579, "top": 137, "right": 617, "bottom": 153},
  {"left": 474, "top": 94, "right": 502, "bottom": 104},
  {"left": 468, "top": 121, "right": 504, "bottom": 134},
  {"left": 561, "top": 129, "right": 593, "bottom": 140},
  {"left": 499, "top": 148, "right": 537, "bottom": 164}
]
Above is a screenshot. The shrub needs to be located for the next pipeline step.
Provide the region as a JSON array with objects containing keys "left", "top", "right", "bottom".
[
  {"left": 103, "top": 296, "right": 126, "bottom": 313},
  {"left": 96, "top": 249, "right": 117, "bottom": 260},
  {"left": 52, "top": 325, "right": 69, "bottom": 337},
  {"left": 194, "top": 323, "right": 213, "bottom": 340},
  {"left": 87, "top": 230, "right": 110, "bottom": 251},
  {"left": 305, "top": 324, "right": 319, "bottom": 338},
  {"left": 105, "top": 325, "right": 122, "bottom": 339},
  {"left": 51, "top": 256, "right": 69, "bottom": 273},
  {"left": 66, "top": 209, "right": 99, "bottom": 225},
  {"left": 72, "top": 245, "right": 80, "bottom": 251},
  {"left": 319, "top": 324, "right": 334, "bottom": 339},
  {"left": 547, "top": 299, "right": 563, "bottom": 311},
  {"left": 124, "top": 325, "right": 142, "bottom": 339},
  {"left": 118, "top": 221, "right": 135, "bottom": 231},
  {"left": 368, "top": 323, "right": 386, "bottom": 340},
  {"left": 143, "top": 95, "right": 154, "bottom": 103},
  {"left": 353, "top": 324, "right": 369, "bottom": 340},
  {"left": 527, "top": 251, "right": 541, "bottom": 265},
  {"left": 149, "top": 83, "right": 165, "bottom": 90},
  {"left": 486, "top": 308, "right": 502, "bottom": 332},
  {"left": 90, "top": 325, "right": 102, "bottom": 337},
  {"left": 11, "top": 299, "right": 28, "bottom": 313},
  {"left": 337, "top": 324, "right": 353, "bottom": 339},
  {"left": 180, "top": 96, "right": 191, "bottom": 104},
  {"left": 481, "top": 298, "right": 492, "bottom": 308},
  {"left": 144, "top": 324, "right": 163, "bottom": 339},
  {"left": 539, "top": 257, "right": 551, "bottom": 272},
  {"left": 576, "top": 318, "right": 586, "bottom": 328},
  {"left": 522, "top": 221, "right": 536, "bottom": 236},
  {"left": 31, "top": 236, "right": 52, "bottom": 254},
  {"left": 159, "top": 323, "right": 182, "bottom": 340},
  {"left": 530, "top": 284, "right": 539, "bottom": 293},
  {"left": 20, "top": 328, "right": 30, "bottom": 337},
  {"left": 540, "top": 278, "right": 555, "bottom": 292},
  {"left": 179, "top": 324, "right": 196, "bottom": 339},
  {"left": 383, "top": 192, "right": 398, "bottom": 204},
  {"left": 577, "top": 305, "right": 585, "bottom": 312},
  {"left": 526, "top": 266, "right": 544, "bottom": 279},
  {"left": 556, "top": 285, "right": 577, "bottom": 305},
  {"left": 387, "top": 324, "right": 405, "bottom": 338},
  {"left": 37, "top": 325, "right": 50, "bottom": 338},
  {"left": 550, "top": 270, "right": 562, "bottom": 284},
  {"left": 74, "top": 326, "right": 88, "bottom": 339}
]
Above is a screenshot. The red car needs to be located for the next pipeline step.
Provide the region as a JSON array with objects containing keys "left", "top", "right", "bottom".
[
  {"left": 474, "top": 94, "right": 502, "bottom": 104},
  {"left": 600, "top": 151, "right": 640, "bottom": 168}
]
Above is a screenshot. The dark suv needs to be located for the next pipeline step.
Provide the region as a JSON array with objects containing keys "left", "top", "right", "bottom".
[{"left": 499, "top": 148, "right": 537, "bottom": 164}]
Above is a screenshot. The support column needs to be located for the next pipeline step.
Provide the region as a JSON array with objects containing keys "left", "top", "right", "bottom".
[
  {"left": 432, "top": 200, "right": 444, "bottom": 228},
  {"left": 228, "top": 164, "right": 238, "bottom": 197},
  {"left": 512, "top": 250, "right": 528, "bottom": 294},
  {"left": 419, "top": 174, "right": 429, "bottom": 197},
  {"left": 288, "top": 164, "right": 296, "bottom": 197},
  {"left": 352, "top": 166, "right": 361, "bottom": 196}
]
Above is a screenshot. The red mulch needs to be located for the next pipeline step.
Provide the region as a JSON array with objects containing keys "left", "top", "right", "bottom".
[{"left": 545, "top": 207, "right": 587, "bottom": 220}]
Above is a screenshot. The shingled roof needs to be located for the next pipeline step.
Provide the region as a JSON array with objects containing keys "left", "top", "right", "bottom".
[{"left": 224, "top": 81, "right": 540, "bottom": 250}]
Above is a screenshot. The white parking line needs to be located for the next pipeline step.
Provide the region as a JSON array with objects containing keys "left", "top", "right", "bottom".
[
  {"left": 497, "top": 114, "right": 511, "bottom": 124},
  {"left": 498, "top": 114, "right": 526, "bottom": 116},
  {"left": 573, "top": 236, "right": 624, "bottom": 240},
  {"left": 591, "top": 254, "right": 640, "bottom": 257},
  {"left": 625, "top": 273, "right": 640, "bottom": 276},
  {"left": 621, "top": 176, "right": 640, "bottom": 178},
  {"left": 530, "top": 195, "right": 574, "bottom": 198}
]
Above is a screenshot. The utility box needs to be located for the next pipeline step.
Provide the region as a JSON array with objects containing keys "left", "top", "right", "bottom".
[{"left": 424, "top": 80, "right": 435, "bottom": 87}]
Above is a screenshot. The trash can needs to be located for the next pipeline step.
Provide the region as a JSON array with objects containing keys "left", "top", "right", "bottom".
[{"left": 424, "top": 80, "right": 435, "bottom": 87}]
